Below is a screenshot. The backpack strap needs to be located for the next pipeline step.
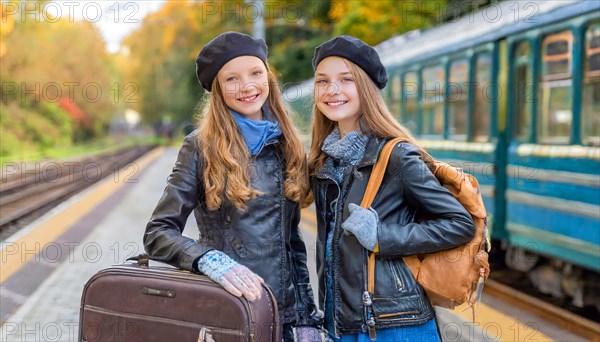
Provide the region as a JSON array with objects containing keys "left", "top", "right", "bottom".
[
  {"left": 361, "top": 137, "right": 408, "bottom": 290},
  {"left": 360, "top": 137, "right": 408, "bottom": 211},
  {"left": 360, "top": 137, "right": 407, "bottom": 340}
]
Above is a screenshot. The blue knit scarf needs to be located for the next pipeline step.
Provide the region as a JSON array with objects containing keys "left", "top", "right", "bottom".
[{"left": 231, "top": 107, "right": 282, "bottom": 155}]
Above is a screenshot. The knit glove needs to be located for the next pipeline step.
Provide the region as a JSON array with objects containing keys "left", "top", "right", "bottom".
[
  {"left": 197, "top": 250, "right": 264, "bottom": 301},
  {"left": 296, "top": 327, "right": 323, "bottom": 342},
  {"left": 341, "top": 203, "right": 379, "bottom": 251}
]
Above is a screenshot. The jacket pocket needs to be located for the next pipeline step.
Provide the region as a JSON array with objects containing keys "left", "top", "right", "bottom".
[
  {"left": 371, "top": 294, "right": 423, "bottom": 321},
  {"left": 374, "top": 258, "right": 408, "bottom": 296}
]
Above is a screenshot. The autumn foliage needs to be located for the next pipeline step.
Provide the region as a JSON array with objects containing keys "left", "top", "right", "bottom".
[
  {"left": 1, "top": 1, "right": 116, "bottom": 158},
  {"left": 1, "top": 0, "right": 454, "bottom": 159}
]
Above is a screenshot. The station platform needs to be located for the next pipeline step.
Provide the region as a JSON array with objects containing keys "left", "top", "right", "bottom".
[{"left": 0, "top": 146, "right": 590, "bottom": 341}]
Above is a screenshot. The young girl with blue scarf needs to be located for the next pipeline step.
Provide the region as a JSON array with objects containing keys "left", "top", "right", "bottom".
[{"left": 144, "top": 32, "right": 322, "bottom": 342}]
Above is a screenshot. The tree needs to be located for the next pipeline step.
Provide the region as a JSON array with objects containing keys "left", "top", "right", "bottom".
[
  {"left": 1, "top": 1, "right": 117, "bottom": 153},
  {"left": 265, "top": 0, "right": 334, "bottom": 84},
  {"left": 329, "top": 0, "right": 449, "bottom": 46},
  {"left": 122, "top": 1, "right": 247, "bottom": 126},
  {"left": 0, "top": 2, "right": 16, "bottom": 57}
]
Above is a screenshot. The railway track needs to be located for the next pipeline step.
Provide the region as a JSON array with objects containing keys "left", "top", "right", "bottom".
[
  {"left": 0, "top": 145, "right": 155, "bottom": 240},
  {"left": 486, "top": 279, "right": 600, "bottom": 341}
]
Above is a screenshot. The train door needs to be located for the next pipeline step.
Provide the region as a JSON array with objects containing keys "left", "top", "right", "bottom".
[
  {"left": 504, "top": 37, "right": 537, "bottom": 272},
  {"left": 492, "top": 40, "right": 509, "bottom": 241}
]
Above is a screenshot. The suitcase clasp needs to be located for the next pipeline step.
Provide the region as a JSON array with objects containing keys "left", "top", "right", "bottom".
[
  {"left": 198, "top": 327, "right": 215, "bottom": 342},
  {"left": 141, "top": 286, "right": 176, "bottom": 298}
]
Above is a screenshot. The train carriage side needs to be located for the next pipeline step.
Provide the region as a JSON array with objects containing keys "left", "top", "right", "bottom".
[
  {"left": 384, "top": 2, "right": 600, "bottom": 309},
  {"left": 502, "top": 9, "right": 600, "bottom": 308},
  {"left": 385, "top": 37, "right": 506, "bottom": 243}
]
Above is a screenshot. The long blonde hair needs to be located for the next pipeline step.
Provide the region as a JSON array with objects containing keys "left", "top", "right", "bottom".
[
  {"left": 196, "top": 66, "right": 309, "bottom": 211},
  {"left": 308, "top": 58, "right": 433, "bottom": 175}
]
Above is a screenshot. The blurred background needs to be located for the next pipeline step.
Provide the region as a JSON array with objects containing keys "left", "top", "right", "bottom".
[{"left": 0, "top": 0, "right": 487, "bottom": 161}]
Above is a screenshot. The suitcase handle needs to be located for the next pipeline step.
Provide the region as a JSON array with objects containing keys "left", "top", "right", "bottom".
[
  {"left": 125, "top": 254, "right": 190, "bottom": 271},
  {"left": 126, "top": 254, "right": 150, "bottom": 267}
]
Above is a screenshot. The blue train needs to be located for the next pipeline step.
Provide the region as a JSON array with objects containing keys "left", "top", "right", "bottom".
[{"left": 286, "top": 0, "right": 600, "bottom": 311}]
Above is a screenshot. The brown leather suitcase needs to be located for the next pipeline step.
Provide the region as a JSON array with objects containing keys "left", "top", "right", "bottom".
[{"left": 79, "top": 261, "right": 281, "bottom": 342}]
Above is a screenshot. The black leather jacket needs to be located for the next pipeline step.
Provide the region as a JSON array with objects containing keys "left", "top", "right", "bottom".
[
  {"left": 311, "top": 136, "right": 475, "bottom": 334},
  {"left": 144, "top": 132, "right": 319, "bottom": 326}
]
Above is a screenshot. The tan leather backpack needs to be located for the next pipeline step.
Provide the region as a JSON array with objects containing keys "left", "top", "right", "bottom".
[{"left": 362, "top": 138, "right": 491, "bottom": 320}]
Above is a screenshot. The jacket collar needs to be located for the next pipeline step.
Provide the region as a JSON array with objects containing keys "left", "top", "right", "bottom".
[
  {"left": 315, "top": 158, "right": 337, "bottom": 181},
  {"left": 356, "top": 135, "right": 387, "bottom": 168}
]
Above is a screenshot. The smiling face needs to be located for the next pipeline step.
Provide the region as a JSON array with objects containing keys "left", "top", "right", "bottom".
[
  {"left": 217, "top": 56, "right": 269, "bottom": 121},
  {"left": 314, "top": 56, "right": 362, "bottom": 134}
]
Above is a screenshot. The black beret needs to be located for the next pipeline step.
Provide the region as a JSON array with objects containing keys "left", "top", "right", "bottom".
[
  {"left": 312, "top": 35, "right": 387, "bottom": 89},
  {"left": 195, "top": 32, "right": 268, "bottom": 91}
]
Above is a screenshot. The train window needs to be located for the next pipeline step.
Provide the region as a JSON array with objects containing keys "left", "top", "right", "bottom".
[
  {"left": 582, "top": 23, "right": 600, "bottom": 146},
  {"left": 390, "top": 74, "right": 401, "bottom": 118},
  {"left": 474, "top": 53, "right": 492, "bottom": 142},
  {"left": 422, "top": 65, "right": 445, "bottom": 136},
  {"left": 402, "top": 71, "right": 418, "bottom": 132},
  {"left": 513, "top": 42, "right": 532, "bottom": 141},
  {"left": 448, "top": 59, "right": 469, "bottom": 140},
  {"left": 542, "top": 31, "right": 572, "bottom": 79},
  {"left": 539, "top": 31, "right": 573, "bottom": 144}
]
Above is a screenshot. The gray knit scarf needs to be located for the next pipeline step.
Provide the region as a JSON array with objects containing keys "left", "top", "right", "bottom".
[{"left": 321, "top": 127, "right": 368, "bottom": 183}]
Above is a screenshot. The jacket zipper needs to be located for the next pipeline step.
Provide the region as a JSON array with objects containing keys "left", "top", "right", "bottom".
[
  {"left": 248, "top": 143, "right": 281, "bottom": 342},
  {"left": 376, "top": 310, "right": 420, "bottom": 319},
  {"left": 281, "top": 161, "right": 302, "bottom": 327},
  {"left": 365, "top": 242, "right": 414, "bottom": 324},
  {"left": 322, "top": 174, "right": 341, "bottom": 338},
  {"left": 253, "top": 144, "right": 279, "bottom": 342},
  {"left": 363, "top": 248, "right": 377, "bottom": 340},
  {"left": 361, "top": 249, "right": 374, "bottom": 335},
  {"left": 387, "top": 260, "right": 403, "bottom": 291}
]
